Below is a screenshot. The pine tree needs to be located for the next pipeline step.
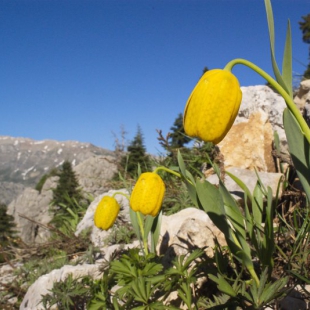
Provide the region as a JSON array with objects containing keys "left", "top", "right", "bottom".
[
  {"left": 120, "top": 126, "right": 151, "bottom": 177},
  {"left": 0, "top": 203, "right": 16, "bottom": 245},
  {"left": 0, "top": 203, "right": 17, "bottom": 262},
  {"left": 169, "top": 113, "right": 192, "bottom": 148},
  {"left": 52, "top": 161, "right": 82, "bottom": 207}
]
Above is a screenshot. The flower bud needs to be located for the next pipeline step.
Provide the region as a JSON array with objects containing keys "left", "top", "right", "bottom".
[
  {"left": 184, "top": 69, "right": 242, "bottom": 144},
  {"left": 94, "top": 196, "right": 120, "bottom": 230},
  {"left": 130, "top": 172, "right": 165, "bottom": 217}
]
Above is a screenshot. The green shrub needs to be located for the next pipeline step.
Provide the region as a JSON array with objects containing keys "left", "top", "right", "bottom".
[
  {"left": 35, "top": 167, "right": 59, "bottom": 193},
  {"left": 0, "top": 203, "right": 17, "bottom": 263},
  {"left": 52, "top": 161, "right": 82, "bottom": 207}
]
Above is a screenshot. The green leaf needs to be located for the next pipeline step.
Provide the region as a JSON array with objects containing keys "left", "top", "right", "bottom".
[
  {"left": 260, "top": 277, "right": 289, "bottom": 304},
  {"left": 177, "top": 150, "right": 198, "bottom": 207},
  {"left": 143, "top": 211, "right": 162, "bottom": 254},
  {"left": 289, "top": 270, "right": 310, "bottom": 284},
  {"left": 177, "top": 150, "right": 195, "bottom": 184},
  {"left": 218, "top": 180, "right": 238, "bottom": 210},
  {"left": 150, "top": 211, "right": 162, "bottom": 253},
  {"left": 225, "top": 171, "right": 253, "bottom": 202},
  {"left": 225, "top": 171, "right": 254, "bottom": 236},
  {"left": 282, "top": 20, "right": 293, "bottom": 97},
  {"left": 214, "top": 244, "right": 228, "bottom": 275},
  {"left": 196, "top": 177, "right": 253, "bottom": 268},
  {"left": 131, "top": 277, "right": 149, "bottom": 303},
  {"left": 147, "top": 274, "right": 166, "bottom": 285},
  {"left": 208, "top": 274, "right": 237, "bottom": 297},
  {"left": 112, "top": 296, "right": 122, "bottom": 309},
  {"left": 236, "top": 248, "right": 256, "bottom": 276},
  {"left": 218, "top": 180, "right": 246, "bottom": 240},
  {"left": 129, "top": 208, "right": 141, "bottom": 240},
  {"left": 142, "top": 262, "right": 163, "bottom": 277},
  {"left": 177, "top": 282, "right": 192, "bottom": 308},
  {"left": 262, "top": 186, "right": 275, "bottom": 268},
  {"left": 195, "top": 179, "right": 229, "bottom": 237},
  {"left": 248, "top": 275, "right": 259, "bottom": 305},
  {"left": 264, "top": 0, "right": 289, "bottom": 93},
  {"left": 110, "top": 259, "right": 137, "bottom": 278},
  {"left": 257, "top": 268, "right": 268, "bottom": 300},
  {"left": 283, "top": 108, "right": 310, "bottom": 201},
  {"left": 252, "top": 183, "right": 263, "bottom": 227},
  {"left": 144, "top": 215, "right": 154, "bottom": 238},
  {"left": 182, "top": 248, "right": 204, "bottom": 270}
]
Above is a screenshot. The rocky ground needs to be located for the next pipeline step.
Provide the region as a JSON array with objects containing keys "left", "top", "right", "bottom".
[{"left": 1, "top": 81, "right": 310, "bottom": 309}]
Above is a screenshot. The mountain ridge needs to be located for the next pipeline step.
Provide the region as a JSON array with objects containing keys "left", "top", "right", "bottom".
[{"left": 0, "top": 135, "right": 115, "bottom": 204}]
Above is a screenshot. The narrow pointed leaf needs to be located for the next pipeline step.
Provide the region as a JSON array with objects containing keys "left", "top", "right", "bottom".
[
  {"left": 218, "top": 180, "right": 246, "bottom": 239},
  {"left": 144, "top": 214, "right": 154, "bottom": 238},
  {"left": 252, "top": 183, "right": 263, "bottom": 226},
  {"left": 196, "top": 179, "right": 229, "bottom": 237},
  {"left": 283, "top": 108, "right": 310, "bottom": 201},
  {"left": 150, "top": 211, "right": 162, "bottom": 253},
  {"left": 263, "top": 186, "right": 275, "bottom": 268},
  {"left": 282, "top": 20, "right": 293, "bottom": 97},
  {"left": 264, "top": 0, "right": 289, "bottom": 93},
  {"left": 208, "top": 274, "right": 237, "bottom": 297},
  {"left": 129, "top": 208, "right": 141, "bottom": 240},
  {"left": 177, "top": 150, "right": 198, "bottom": 207},
  {"left": 226, "top": 171, "right": 253, "bottom": 202}
]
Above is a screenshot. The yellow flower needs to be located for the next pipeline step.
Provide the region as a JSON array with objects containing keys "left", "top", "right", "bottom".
[
  {"left": 183, "top": 69, "right": 242, "bottom": 144},
  {"left": 130, "top": 172, "right": 165, "bottom": 217},
  {"left": 94, "top": 196, "right": 120, "bottom": 230}
]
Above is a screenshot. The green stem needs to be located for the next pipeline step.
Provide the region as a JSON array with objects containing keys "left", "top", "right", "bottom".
[
  {"left": 224, "top": 58, "right": 310, "bottom": 145},
  {"left": 153, "top": 166, "right": 181, "bottom": 178},
  {"left": 112, "top": 191, "right": 130, "bottom": 200},
  {"left": 137, "top": 211, "right": 149, "bottom": 256},
  {"left": 153, "top": 166, "right": 193, "bottom": 185},
  {"left": 231, "top": 231, "right": 260, "bottom": 286},
  {"left": 248, "top": 266, "right": 260, "bottom": 287}
]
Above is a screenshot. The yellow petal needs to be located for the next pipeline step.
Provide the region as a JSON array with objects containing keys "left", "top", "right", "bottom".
[
  {"left": 184, "top": 69, "right": 242, "bottom": 144},
  {"left": 130, "top": 172, "right": 165, "bottom": 217},
  {"left": 94, "top": 196, "right": 120, "bottom": 230}
]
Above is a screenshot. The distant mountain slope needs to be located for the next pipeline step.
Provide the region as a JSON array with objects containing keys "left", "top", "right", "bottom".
[{"left": 0, "top": 136, "right": 114, "bottom": 190}]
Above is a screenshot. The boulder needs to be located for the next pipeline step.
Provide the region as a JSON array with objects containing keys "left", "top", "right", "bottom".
[
  {"left": 207, "top": 167, "right": 283, "bottom": 203},
  {"left": 20, "top": 263, "right": 103, "bottom": 310},
  {"left": 293, "top": 79, "right": 310, "bottom": 111},
  {"left": 219, "top": 111, "right": 275, "bottom": 172},
  {"left": 294, "top": 79, "right": 310, "bottom": 127},
  {"left": 237, "top": 85, "right": 287, "bottom": 151},
  {"left": 216, "top": 85, "right": 289, "bottom": 173},
  {"left": 19, "top": 239, "right": 141, "bottom": 310},
  {"left": 74, "top": 155, "right": 117, "bottom": 197},
  {"left": 159, "top": 208, "right": 226, "bottom": 262},
  {"left": 7, "top": 176, "right": 58, "bottom": 244}
]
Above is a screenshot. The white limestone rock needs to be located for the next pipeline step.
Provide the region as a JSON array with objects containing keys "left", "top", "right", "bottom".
[{"left": 237, "top": 85, "right": 287, "bottom": 150}]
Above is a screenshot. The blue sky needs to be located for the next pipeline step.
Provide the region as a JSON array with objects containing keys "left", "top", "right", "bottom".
[{"left": 1, "top": 0, "right": 309, "bottom": 155}]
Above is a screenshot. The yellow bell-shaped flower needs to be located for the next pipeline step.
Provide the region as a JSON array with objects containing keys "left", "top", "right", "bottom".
[
  {"left": 94, "top": 196, "right": 120, "bottom": 230},
  {"left": 183, "top": 69, "right": 242, "bottom": 144},
  {"left": 130, "top": 172, "right": 165, "bottom": 217}
]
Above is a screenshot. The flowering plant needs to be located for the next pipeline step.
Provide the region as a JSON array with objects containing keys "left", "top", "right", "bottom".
[{"left": 90, "top": 0, "right": 310, "bottom": 308}]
